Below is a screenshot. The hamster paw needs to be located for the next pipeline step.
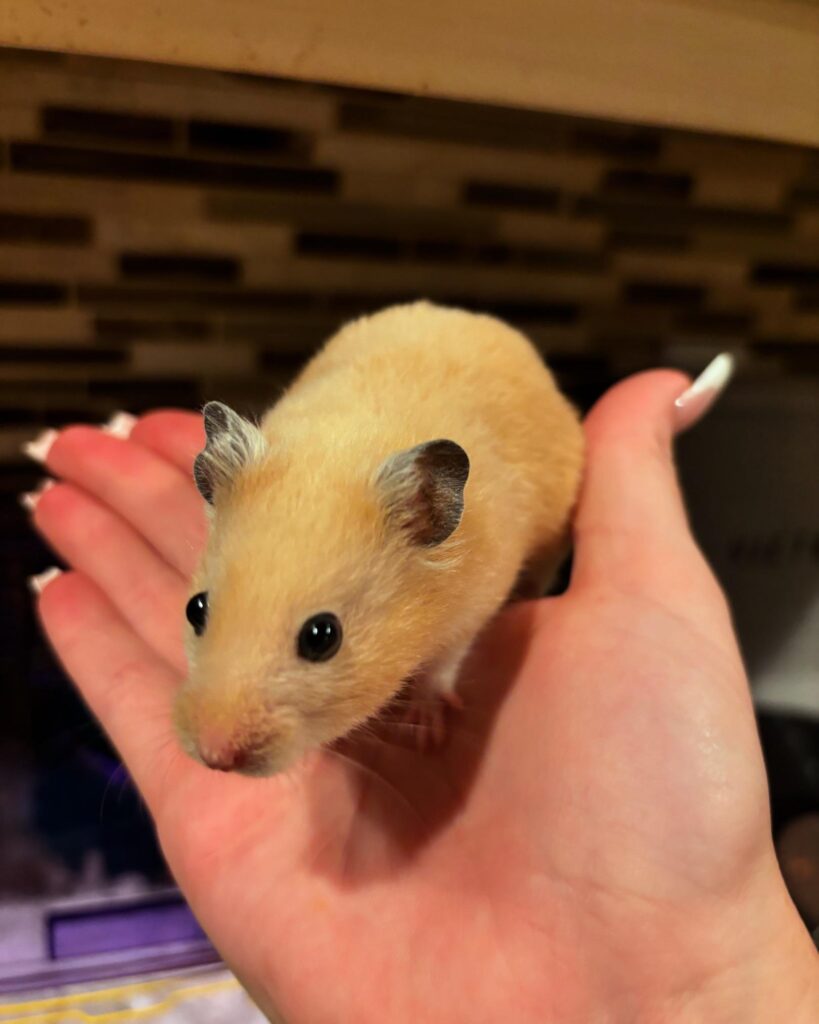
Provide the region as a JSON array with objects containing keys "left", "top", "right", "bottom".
[{"left": 400, "top": 688, "right": 463, "bottom": 750}]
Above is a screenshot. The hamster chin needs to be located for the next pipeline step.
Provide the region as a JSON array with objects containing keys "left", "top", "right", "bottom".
[{"left": 172, "top": 679, "right": 384, "bottom": 778}]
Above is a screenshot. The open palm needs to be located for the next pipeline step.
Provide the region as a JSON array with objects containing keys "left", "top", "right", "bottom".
[{"left": 30, "top": 371, "right": 817, "bottom": 1023}]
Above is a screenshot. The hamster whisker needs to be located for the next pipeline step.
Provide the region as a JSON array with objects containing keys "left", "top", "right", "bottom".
[
  {"left": 367, "top": 717, "right": 491, "bottom": 757},
  {"left": 153, "top": 732, "right": 191, "bottom": 795},
  {"left": 346, "top": 719, "right": 382, "bottom": 741},
  {"left": 322, "top": 747, "right": 428, "bottom": 829}
]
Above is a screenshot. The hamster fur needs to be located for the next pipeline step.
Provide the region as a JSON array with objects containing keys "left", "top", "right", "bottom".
[{"left": 174, "top": 301, "right": 584, "bottom": 775}]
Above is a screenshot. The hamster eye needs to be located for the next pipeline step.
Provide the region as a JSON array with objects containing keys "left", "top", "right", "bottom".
[
  {"left": 297, "top": 612, "right": 342, "bottom": 662},
  {"left": 186, "top": 592, "right": 208, "bottom": 636}
]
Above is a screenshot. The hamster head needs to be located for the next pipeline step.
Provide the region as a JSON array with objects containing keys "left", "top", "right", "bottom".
[{"left": 173, "top": 401, "right": 470, "bottom": 777}]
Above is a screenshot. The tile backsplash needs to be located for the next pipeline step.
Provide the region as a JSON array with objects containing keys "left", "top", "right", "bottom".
[{"left": 0, "top": 46, "right": 816, "bottom": 472}]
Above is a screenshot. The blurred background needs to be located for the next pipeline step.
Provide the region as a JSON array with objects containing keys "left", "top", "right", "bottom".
[{"left": 0, "top": 39, "right": 816, "bottom": 998}]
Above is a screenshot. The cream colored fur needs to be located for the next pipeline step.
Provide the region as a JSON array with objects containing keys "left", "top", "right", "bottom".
[{"left": 175, "top": 302, "right": 584, "bottom": 774}]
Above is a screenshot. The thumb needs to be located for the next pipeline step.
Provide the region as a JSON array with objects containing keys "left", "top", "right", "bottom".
[{"left": 571, "top": 357, "right": 734, "bottom": 594}]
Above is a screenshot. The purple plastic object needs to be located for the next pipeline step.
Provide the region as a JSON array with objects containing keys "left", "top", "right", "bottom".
[{"left": 49, "top": 898, "right": 208, "bottom": 958}]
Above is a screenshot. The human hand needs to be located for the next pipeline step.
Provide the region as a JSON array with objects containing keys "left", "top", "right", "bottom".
[{"left": 26, "top": 372, "right": 818, "bottom": 1023}]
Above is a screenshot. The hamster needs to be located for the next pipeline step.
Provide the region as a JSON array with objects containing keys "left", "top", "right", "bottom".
[{"left": 174, "top": 301, "right": 584, "bottom": 775}]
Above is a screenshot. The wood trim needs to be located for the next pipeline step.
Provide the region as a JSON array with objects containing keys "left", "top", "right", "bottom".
[{"left": 1, "top": 0, "right": 818, "bottom": 146}]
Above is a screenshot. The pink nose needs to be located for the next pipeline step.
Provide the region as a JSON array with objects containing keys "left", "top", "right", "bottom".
[{"left": 196, "top": 726, "right": 251, "bottom": 772}]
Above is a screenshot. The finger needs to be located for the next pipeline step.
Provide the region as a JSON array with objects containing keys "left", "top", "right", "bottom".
[
  {"left": 35, "top": 570, "right": 190, "bottom": 813},
  {"left": 40, "top": 427, "right": 207, "bottom": 577},
  {"left": 571, "top": 367, "right": 728, "bottom": 596},
  {"left": 32, "top": 482, "right": 189, "bottom": 675},
  {"left": 130, "top": 409, "right": 205, "bottom": 477}
]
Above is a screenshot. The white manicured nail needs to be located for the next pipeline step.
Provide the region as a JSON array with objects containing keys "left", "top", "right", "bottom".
[
  {"left": 22, "top": 428, "right": 58, "bottom": 464},
  {"left": 28, "top": 566, "right": 62, "bottom": 595},
  {"left": 19, "top": 478, "right": 55, "bottom": 512},
  {"left": 102, "top": 411, "right": 137, "bottom": 439},
  {"left": 673, "top": 353, "right": 735, "bottom": 433}
]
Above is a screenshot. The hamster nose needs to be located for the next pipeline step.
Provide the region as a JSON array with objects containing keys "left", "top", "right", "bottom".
[{"left": 196, "top": 725, "right": 255, "bottom": 772}]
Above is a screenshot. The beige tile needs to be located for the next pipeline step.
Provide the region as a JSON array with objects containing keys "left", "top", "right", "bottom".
[
  {"left": 755, "top": 310, "right": 819, "bottom": 340},
  {"left": 794, "top": 209, "right": 819, "bottom": 240},
  {"left": 724, "top": 284, "right": 794, "bottom": 307},
  {"left": 131, "top": 340, "right": 255, "bottom": 376},
  {"left": 612, "top": 251, "right": 746, "bottom": 288},
  {"left": 0, "top": 364, "right": 119, "bottom": 383},
  {"left": 96, "top": 215, "right": 291, "bottom": 258},
  {"left": 694, "top": 173, "right": 787, "bottom": 210},
  {"left": 0, "top": 105, "right": 38, "bottom": 136},
  {"left": 497, "top": 212, "right": 604, "bottom": 249},
  {"left": 0, "top": 246, "right": 113, "bottom": 279},
  {"left": 413, "top": 178, "right": 462, "bottom": 208},
  {"left": 0, "top": 174, "right": 205, "bottom": 220},
  {"left": 341, "top": 170, "right": 460, "bottom": 208},
  {"left": 0, "top": 308, "right": 91, "bottom": 342},
  {"left": 711, "top": 287, "right": 792, "bottom": 314},
  {"left": 316, "top": 133, "right": 606, "bottom": 189},
  {"left": 662, "top": 134, "right": 808, "bottom": 180},
  {"left": 692, "top": 231, "right": 819, "bottom": 263}
]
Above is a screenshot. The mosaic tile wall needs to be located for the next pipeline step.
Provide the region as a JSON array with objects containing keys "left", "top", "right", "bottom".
[{"left": 0, "top": 46, "right": 817, "bottom": 472}]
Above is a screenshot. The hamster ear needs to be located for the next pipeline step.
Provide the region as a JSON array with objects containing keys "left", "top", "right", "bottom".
[
  {"left": 194, "top": 401, "right": 267, "bottom": 505},
  {"left": 376, "top": 439, "right": 470, "bottom": 547}
]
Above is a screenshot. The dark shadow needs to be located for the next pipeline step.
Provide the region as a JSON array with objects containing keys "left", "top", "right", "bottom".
[{"left": 303, "top": 600, "right": 540, "bottom": 888}]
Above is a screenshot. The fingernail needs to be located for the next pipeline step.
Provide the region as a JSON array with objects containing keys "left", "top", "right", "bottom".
[
  {"left": 102, "top": 411, "right": 137, "bottom": 439},
  {"left": 22, "top": 428, "right": 58, "bottom": 464},
  {"left": 19, "top": 478, "right": 55, "bottom": 512},
  {"left": 673, "top": 353, "right": 735, "bottom": 433},
  {"left": 28, "top": 566, "right": 62, "bottom": 595}
]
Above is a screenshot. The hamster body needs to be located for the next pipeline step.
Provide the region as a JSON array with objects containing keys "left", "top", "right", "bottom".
[{"left": 174, "top": 301, "right": 584, "bottom": 775}]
